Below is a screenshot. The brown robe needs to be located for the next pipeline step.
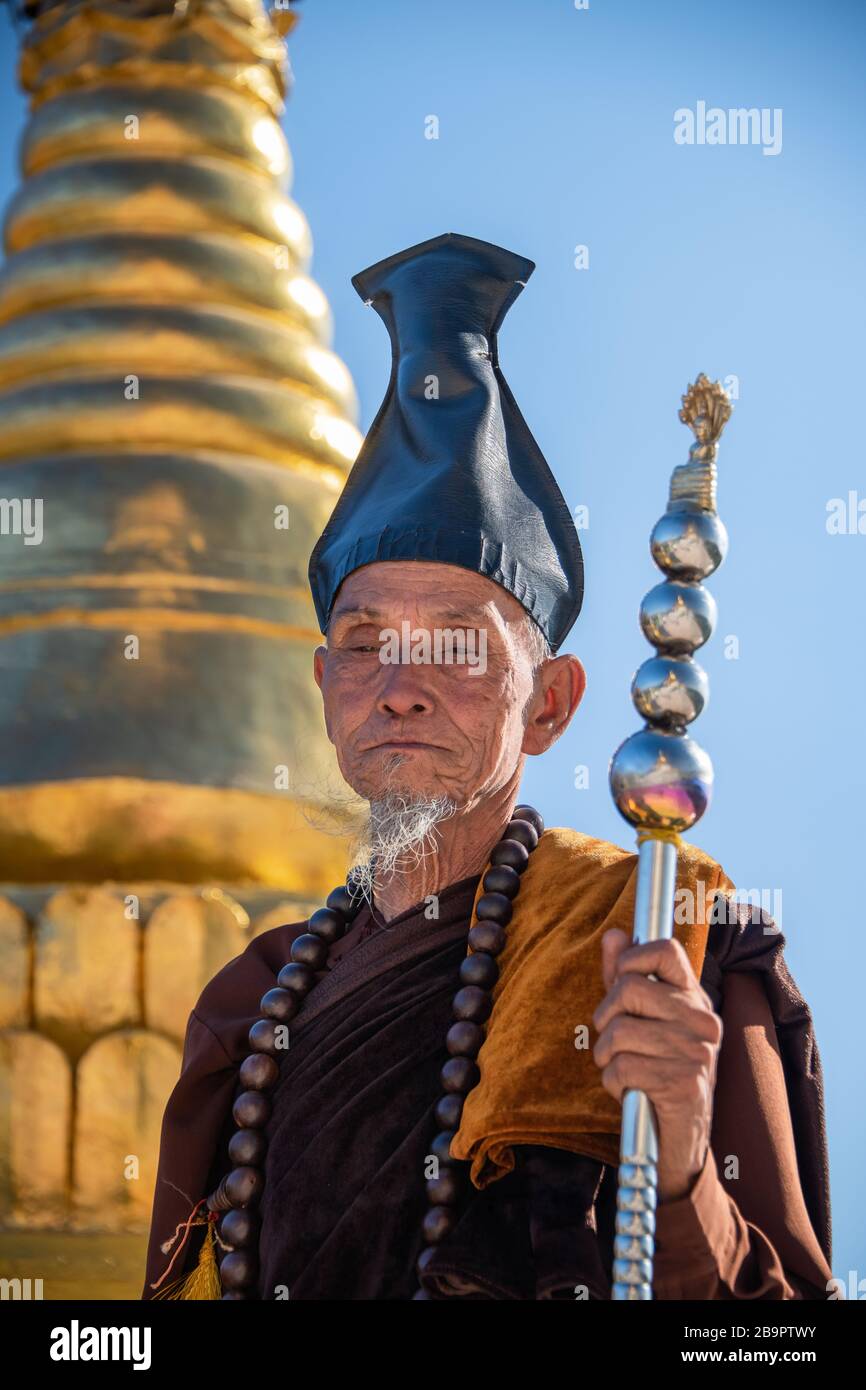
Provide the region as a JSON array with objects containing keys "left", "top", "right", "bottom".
[{"left": 142, "top": 870, "right": 832, "bottom": 1300}]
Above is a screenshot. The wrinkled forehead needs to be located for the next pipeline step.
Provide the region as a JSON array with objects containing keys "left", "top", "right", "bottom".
[{"left": 328, "top": 560, "right": 530, "bottom": 632}]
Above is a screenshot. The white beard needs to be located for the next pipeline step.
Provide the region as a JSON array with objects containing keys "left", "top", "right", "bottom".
[{"left": 347, "top": 785, "right": 458, "bottom": 903}]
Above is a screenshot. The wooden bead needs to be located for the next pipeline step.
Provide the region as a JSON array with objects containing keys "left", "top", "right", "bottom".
[
  {"left": 219, "top": 1249, "right": 257, "bottom": 1290},
  {"left": 233, "top": 1089, "right": 271, "bottom": 1129},
  {"left": 440, "top": 1056, "right": 480, "bottom": 1093},
  {"left": 277, "top": 962, "right": 315, "bottom": 995},
  {"left": 220, "top": 1207, "right": 259, "bottom": 1250},
  {"left": 468, "top": 921, "right": 506, "bottom": 956},
  {"left": 475, "top": 891, "right": 512, "bottom": 926},
  {"left": 422, "top": 1205, "right": 457, "bottom": 1244},
  {"left": 452, "top": 985, "right": 492, "bottom": 1024},
  {"left": 514, "top": 804, "right": 545, "bottom": 836},
  {"left": 239, "top": 1053, "right": 279, "bottom": 1091},
  {"left": 326, "top": 885, "right": 364, "bottom": 920},
  {"left": 308, "top": 908, "right": 346, "bottom": 944},
  {"left": 225, "top": 1165, "right": 264, "bottom": 1208},
  {"left": 416, "top": 1245, "right": 438, "bottom": 1276},
  {"left": 434, "top": 1093, "right": 463, "bottom": 1129},
  {"left": 228, "top": 1127, "right": 267, "bottom": 1168},
  {"left": 482, "top": 863, "right": 521, "bottom": 898},
  {"left": 505, "top": 818, "right": 538, "bottom": 850},
  {"left": 248, "top": 1018, "right": 281, "bottom": 1056},
  {"left": 259, "top": 987, "right": 299, "bottom": 1023},
  {"left": 290, "top": 933, "right": 329, "bottom": 970},
  {"left": 426, "top": 1168, "right": 462, "bottom": 1205},
  {"left": 429, "top": 1130, "right": 458, "bottom": 1165},
  {"left": 445, "top": 1020, "right": 483, "bottom": 1058},
  {"left": 489, "top": 838, "right": 529, "bottom": 873},
  {"left": 346, "top": 870, "right": 365, "bottom": 893},
  {"left": 459, "top": 953, "right": 498, "bottom": 990}
]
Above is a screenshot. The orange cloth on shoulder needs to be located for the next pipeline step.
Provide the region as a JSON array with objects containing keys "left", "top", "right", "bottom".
[{"left": 450, "top": 826, "right": 735, "bottom": 1185}]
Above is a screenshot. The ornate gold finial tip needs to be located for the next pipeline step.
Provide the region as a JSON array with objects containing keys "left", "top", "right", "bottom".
[
  {"left": 269, "top": 4, "right": 300, "bottom": 37},
  {"left": 678, "top": 373, "right": 732, "bottom": 444}
]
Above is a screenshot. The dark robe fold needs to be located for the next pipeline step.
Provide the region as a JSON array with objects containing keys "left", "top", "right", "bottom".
[
  {"left": 700, "top": 900, "right": 831, "bottom": 1268},
  {"left": 258, "top": 878, "right": 483, "bottom": 1299},
  {"left": 142, "top": 867, "right": 832, "bottom": 1301}
]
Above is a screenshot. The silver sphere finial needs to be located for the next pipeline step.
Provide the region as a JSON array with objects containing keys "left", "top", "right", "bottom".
[{"left": 608, "top": 375, "right": 732, "bottom": 835}]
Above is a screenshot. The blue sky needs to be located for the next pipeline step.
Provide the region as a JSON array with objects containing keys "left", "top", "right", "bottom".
[{"left": 0, "top": 0, "right": 863, "bottom": 1280}]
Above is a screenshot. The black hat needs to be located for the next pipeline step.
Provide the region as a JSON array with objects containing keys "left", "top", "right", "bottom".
[{"left": 307, "top": 232, "right": 583, "bottom": 652}]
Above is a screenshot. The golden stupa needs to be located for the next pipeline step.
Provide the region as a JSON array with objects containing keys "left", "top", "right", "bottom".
[{"left": 0, "top": 0, "right": 361, "bottom": 1298}]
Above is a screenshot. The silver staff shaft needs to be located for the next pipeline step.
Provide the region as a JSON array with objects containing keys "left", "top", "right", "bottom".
[
  {"left": 612, "top": 838, "right": 677, "bottom": 1299},
  {"left": 608, "top": 374, "right": 733, "bottom": 1300}
]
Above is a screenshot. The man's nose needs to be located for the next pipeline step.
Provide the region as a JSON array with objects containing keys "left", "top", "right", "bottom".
[{"left": 376, "top": 664, "right": 435, "bottom": 718}]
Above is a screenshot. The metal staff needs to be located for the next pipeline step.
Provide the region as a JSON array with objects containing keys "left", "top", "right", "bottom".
[{"left": 608, "top": 374, "right": 733, "bottom": 1300}]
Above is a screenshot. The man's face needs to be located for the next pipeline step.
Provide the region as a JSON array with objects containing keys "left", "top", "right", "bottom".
[{"left": 312, "top": 560, "right": 584, "bottom": 808}]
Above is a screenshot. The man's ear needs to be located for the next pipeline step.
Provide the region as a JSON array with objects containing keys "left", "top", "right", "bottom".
[
  {"left": 313, "top": 645, "right": 327, "bottom": 690},
  {"left": 312, "top": 644, "right": 336, "bottom": 743},
  {"left": 522, "top": 653, "right": 586, "bottom": 755}
]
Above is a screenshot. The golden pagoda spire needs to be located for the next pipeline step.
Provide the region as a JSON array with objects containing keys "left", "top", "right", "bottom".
[
  {"left": 0, "top": 2, "right": 362, "bottom": 1292},
  {"left": 0, "top": 0, "right": 362, "bottom": 890}
]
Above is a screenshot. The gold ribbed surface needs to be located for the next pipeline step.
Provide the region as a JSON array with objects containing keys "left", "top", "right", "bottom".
[
  {"left": 20, "top": 0, "right": 291, "bottom": 113},
  {"left": 0, "top": 0, "right": 362, "bottom": 886},
  {"left": 0, "top": 3, "right": 361, "bottom": 1291}
]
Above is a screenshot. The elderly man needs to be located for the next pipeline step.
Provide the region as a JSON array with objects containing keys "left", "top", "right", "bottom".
[{"left": 142, "top": 233, "right": 832, "bottom": 1301}]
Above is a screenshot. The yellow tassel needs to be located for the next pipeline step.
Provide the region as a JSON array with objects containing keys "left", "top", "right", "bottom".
[{"left": 153, "top": 1219, "right": 222, "bottom": 1301}]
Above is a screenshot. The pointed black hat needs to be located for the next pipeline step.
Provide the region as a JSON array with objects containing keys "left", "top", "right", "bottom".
[{"left": 307, "top": 232, "right": 583, "bottom": 652}]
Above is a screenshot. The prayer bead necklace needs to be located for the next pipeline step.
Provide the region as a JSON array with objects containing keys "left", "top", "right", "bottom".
[{"left": 206, "top": 804, "right": 545, "bottom": 1300}]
